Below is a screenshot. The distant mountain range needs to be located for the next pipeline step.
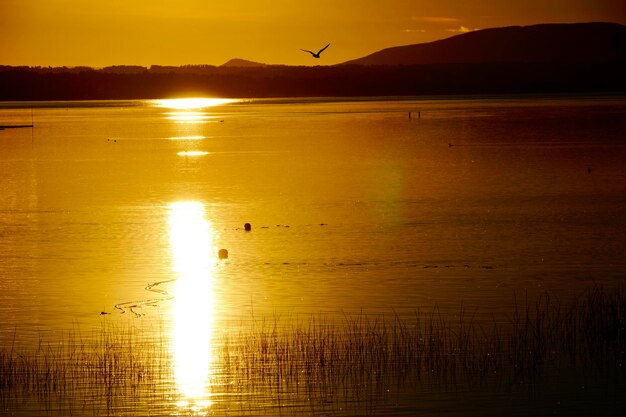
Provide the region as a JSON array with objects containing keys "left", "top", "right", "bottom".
[
  {"left": 1, "top": 22, "right": 624, "bottom": 99},
  {"left": 220, "top": 22, "right": 625, "bottom": 67},
  {"left": 341, "top": 22, "right": 625, "bottom": 66}
]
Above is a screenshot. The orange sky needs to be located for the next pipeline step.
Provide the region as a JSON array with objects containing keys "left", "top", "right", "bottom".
[{"left": 1, "top": 0, "right": 625, "bottom": 67}]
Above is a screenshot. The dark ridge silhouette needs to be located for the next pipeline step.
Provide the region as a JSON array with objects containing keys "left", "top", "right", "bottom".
[
  {"left": 100, "top": 65, "right": 148, "bottom": 74},
  {"left": 1, "top": 61, "right": 624, "bottom": 100},
  {"left": 341, "top": 22, "right": 626, "bottom": 66},
  {"left": 1, "top": 23, "right": 624, "bottom": 100},
  {"left": 220, "top": 58, "right": 267, "bottom": 68}
]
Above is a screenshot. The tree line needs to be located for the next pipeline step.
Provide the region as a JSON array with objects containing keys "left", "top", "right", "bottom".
[{"left": 1, "top": 62, "right": 624, "bottom": 100}]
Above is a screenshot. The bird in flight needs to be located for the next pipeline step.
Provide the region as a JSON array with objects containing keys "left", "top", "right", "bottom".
[{"left": 301, "top": 43, "right": 330, "bottom": 58}]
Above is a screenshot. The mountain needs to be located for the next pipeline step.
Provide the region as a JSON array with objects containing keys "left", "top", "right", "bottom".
[
  {"left": 221, "top": 58, "right": 267, "bottom": 67},
  {"left": 341, "top": 22, "right": 626, "bottom": 66},
  {"left": 2, "top": 23, "right": 625, "bottom": 100}
]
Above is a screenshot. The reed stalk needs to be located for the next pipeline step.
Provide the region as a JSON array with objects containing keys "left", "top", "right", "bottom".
[{"left": 1, "top": 286, "right": 624, "bottom": 414}]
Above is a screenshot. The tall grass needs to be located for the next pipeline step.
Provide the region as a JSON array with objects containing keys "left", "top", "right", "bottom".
[
  {"left": 1, "top": 286, "right": 624, "bottom": 415},
  {"left": 220, "top": 287, "right": 624, "bottom": 391},
  {"left": 0, "top": 321, "right": 173, "bottom": 415}
]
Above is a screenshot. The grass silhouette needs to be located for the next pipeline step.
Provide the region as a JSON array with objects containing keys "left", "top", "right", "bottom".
[{"left": 1, "top": 286, "right": 624, "bottom": 415}]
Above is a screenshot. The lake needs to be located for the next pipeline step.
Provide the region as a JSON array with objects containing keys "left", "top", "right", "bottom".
[{"left": 1, "top": 96, "right": 625, "bottom": 416}]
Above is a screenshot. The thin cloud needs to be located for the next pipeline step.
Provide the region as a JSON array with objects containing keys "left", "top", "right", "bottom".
[
  {"left": 403, "top": 29, "right": 426, "bottom": 33},
  {"left": 447, "top": 26, "right": 478, "bottom": 33},
  {"left": 412, "top": 16, "right": 461, "bottom": 24}
]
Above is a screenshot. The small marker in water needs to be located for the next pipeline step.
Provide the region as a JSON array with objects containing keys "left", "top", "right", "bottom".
[
  {"left": 244, "top": 223, "right": 252, "bottom": 231},
  {"left": 218, "top": 249, "right": 229, "bottom": 259}
]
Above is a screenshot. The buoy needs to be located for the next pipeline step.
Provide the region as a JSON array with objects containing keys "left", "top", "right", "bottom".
[
  {"left": 244, "top": 223, "right": 251, "bottom": 231},
  {"left": 218, "top": 249, "right": 228, "bottom": 259}
]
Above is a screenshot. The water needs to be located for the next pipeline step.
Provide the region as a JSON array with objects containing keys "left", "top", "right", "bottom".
[{"left": 1, "top": 96, "right": 625, "bottom": 415}]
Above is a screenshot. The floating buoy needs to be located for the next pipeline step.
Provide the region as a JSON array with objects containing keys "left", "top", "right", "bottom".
[
  {"left": 244, "top": 223, "right": 251, "bottom": 231},
  {"left": 218, "top": 249, "right": 229, "bottom": 259}
]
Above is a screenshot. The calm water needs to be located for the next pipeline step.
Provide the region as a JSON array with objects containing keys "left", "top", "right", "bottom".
[{"left": 1, "top": 96, "right": 625, "bottom": 415}]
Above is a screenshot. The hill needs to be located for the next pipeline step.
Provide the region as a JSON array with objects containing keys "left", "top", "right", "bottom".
[
  {"left": 220, "top": 58, "right": 267, "bottom": 68},
  {"left": 341, "top": 22, "right": 626, "bottom": 66},
  {"left": 1, "top": 23, "right": 625, "bottom": 100}
]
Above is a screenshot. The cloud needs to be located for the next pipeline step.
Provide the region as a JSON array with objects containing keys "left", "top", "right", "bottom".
[
  {"left": 403, "top": 29, "right": 426, "bottom": 33},
  {"left": 447, "top": 26, "right": 478, "bottom": 33},
  {"left": 412, "top": 16, "right": 461, "bottom": 24}
]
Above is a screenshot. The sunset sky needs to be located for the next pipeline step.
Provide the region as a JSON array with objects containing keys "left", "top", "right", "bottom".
[{"left": 1, "top": 0, "right": 625, "bottom": 67}]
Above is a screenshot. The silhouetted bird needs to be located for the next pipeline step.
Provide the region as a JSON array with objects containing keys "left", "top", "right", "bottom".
[{"left": 301, "top": 43, "right": 330, "bottom": 58}]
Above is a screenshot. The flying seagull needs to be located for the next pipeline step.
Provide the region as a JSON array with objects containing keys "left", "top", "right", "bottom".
[{"left": 301, "top": 43, "right": 330, "bottom": 58}]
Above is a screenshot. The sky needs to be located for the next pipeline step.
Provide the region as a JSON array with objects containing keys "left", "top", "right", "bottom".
[{"left": 1, "top": 0, "right": 625, "bottom": 67}]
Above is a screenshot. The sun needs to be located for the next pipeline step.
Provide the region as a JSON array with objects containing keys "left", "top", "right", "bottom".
[{"left": 155, "top": 98, "right": 236, "bottom": 109}]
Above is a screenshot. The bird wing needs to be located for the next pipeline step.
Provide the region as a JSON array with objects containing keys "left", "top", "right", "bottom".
[
  {"left": 300, "top": 49, "right": 315, "bottom": 56},
  {"left": 317, "top": 43, "right": 330, "bottom": 55}
]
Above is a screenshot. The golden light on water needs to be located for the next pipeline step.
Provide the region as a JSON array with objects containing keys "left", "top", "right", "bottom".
[
  {"left": 177, "top": 151, "right": 210, "bottom": 157},
  {"left": 156, "top": 98, "right": 236, "bottom": 109},
  {"left": 168, "top": 136, "right": 207, "bottom": 141},
  {"left": 165, "top": 111, "right": 213, "bottom": 123},
  {"left": 156, "top": 98, "right": 234, "bottom": 124},
  {"left": 168, "top": 201, "right": 218, "bottom": 407}
]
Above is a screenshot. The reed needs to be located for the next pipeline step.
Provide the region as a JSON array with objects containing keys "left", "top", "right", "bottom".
[
  {"left": 0, "top": 321, "right": 173, "bottom": 415},
  {"left": 1, "top": 286, "right": 624, "bottom": 415},
  {"left": 220, "top": 290, "right": 625, "bottom": 394}
]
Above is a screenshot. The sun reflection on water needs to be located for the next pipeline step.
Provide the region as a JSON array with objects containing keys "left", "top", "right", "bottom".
[
  {"left": 177, "top": 151, "right": 209, "bottom": 157},
  {"left": 167, "top": 135, "right": 207, "bottom": 141},
  {"left": 168, "top": 201, "right": 218, "bottom": 409},
  {"left": 164, "top": 111, "right": 213, "bottom": 123},
  {"left": 155, "top": 98, "right": 234, "bottom": 125},
  {"left": 156, "top": 98, "right": 236, "bottom": 109}
]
